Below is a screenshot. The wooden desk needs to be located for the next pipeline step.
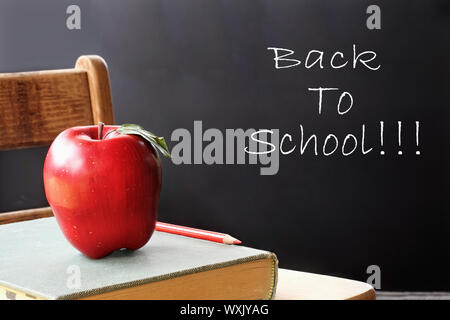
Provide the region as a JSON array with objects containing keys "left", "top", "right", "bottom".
[
  {"left": 0, "top": 209, "right": 376, "bottom": 300},
  {"left": 275, "top": 268, "right": 376, "bottom": 300}
]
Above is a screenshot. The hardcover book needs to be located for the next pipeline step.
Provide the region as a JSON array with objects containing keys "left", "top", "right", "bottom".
[{"left": 0, "top": 218, "right": 278, "bottom": 300}]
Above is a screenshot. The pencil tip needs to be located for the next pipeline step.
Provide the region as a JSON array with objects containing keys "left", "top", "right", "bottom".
[{"left": 223, "top": 234, "right": 242, "bottom": 245}]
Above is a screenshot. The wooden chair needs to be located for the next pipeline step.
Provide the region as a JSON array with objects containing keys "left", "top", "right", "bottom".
[
  {"left": 0, "top": 55, "right": 114, "bottom": 224},
  {"left": 275, "top": 269, "right": 375, "bottom": 300},
  {"left": 0, "top": 56, "right": 375, "bottom": 300}
]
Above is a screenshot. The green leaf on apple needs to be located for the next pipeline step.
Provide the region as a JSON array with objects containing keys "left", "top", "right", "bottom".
[{"left": 116, "top": 124, "right": 171, "bottom": 158}]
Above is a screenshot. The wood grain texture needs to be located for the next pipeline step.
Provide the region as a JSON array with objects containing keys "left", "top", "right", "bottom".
[
  {"left": 0, "top": 55, "right": 115, "bottom": 218},
  {"left": 0, "top": 69, "right": 93, "bottom": 150},
  {"left": 0, "top": 207, "right": 53, "bottom": 225},
  {"left": 274, "top": 268, "right": 376, "bottom": 300},
  {"left": 75, "top": 56, "right": 114, "bottom": 125}
]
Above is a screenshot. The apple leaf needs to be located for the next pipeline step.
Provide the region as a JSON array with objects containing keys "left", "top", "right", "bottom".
[{"left": 116, "top": 124, "right": 171, "bottom": 158}]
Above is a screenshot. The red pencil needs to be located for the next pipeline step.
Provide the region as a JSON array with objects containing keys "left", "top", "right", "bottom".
[{"left": 155, "top": 221, "right": 242, "bottom": 245}]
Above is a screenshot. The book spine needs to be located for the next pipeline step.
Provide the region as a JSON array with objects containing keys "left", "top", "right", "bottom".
[
  {"left": 57, "top": 252, "right": 279, "bottom": 300},
  {"left": 267, "top": 253, "right": 279, "bottom": 300}
]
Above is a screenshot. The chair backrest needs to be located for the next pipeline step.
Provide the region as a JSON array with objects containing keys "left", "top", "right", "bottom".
[
  {"left": 0, "top": 55, "right": 114, "bottom": 224},
  {"left": 0, "top": 55, "right": 114, "bottom": 150}
]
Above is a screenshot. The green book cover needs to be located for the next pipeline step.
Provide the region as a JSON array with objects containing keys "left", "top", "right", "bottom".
[{"left": 0, "top": 217, "right": 278, "bottom": 300}]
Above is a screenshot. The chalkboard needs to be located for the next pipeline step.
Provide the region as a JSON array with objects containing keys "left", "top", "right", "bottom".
[{"left": 0, "top": 0, "right": 449, "bottom": 290}]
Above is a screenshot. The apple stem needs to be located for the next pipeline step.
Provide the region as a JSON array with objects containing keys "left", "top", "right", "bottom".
[{"left": 98, "top": 122, "right": 104, "bottom": 140}]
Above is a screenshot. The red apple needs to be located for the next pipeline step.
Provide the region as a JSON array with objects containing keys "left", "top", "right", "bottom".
[{"left": 43, "top": 123, "right": 169, "bottom": 258}]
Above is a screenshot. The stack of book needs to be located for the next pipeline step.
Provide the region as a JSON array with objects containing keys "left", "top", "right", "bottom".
[{"left": 0, "top": 218, "right": 278, "bottom": 300}]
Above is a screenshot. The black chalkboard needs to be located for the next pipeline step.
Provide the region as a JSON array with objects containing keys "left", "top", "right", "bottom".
[{"left": 0, "top": 0, "right": 448, "bottom": 290}]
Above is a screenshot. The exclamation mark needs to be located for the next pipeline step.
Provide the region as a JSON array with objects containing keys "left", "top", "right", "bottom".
[
  {"left": 416, "top": 121, "right": 420, "bottom": 155},
  {"left": 397, "top": 121, "right": 402, "bottom": 155},
  {"left": 380, "top": 121, "right": 385, "bottom": 155}
]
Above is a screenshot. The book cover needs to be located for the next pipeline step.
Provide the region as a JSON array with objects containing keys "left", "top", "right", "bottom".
[{"left": 0, "top": 218, "right": 278, "bottom": 300}]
